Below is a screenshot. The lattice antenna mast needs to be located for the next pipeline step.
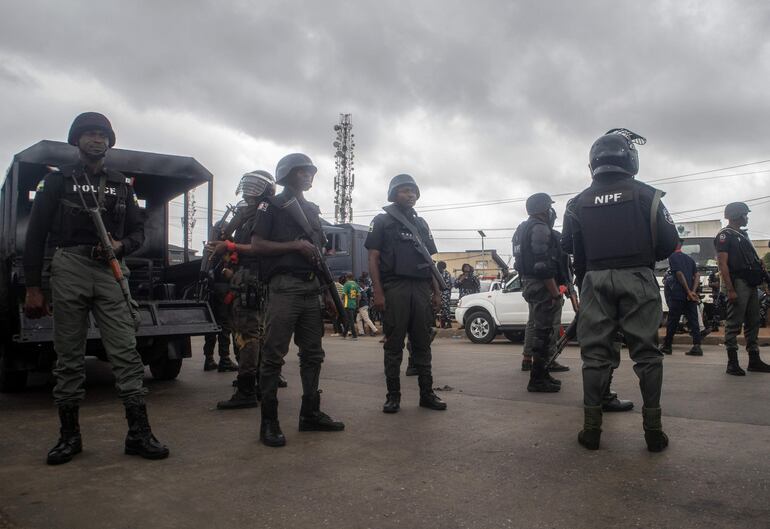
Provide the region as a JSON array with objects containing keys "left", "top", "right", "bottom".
[
  {"left": 333, "top": 113, "right": 355, "bottom": 224},
  {"left": 181, "top": 189, "right": 197, "bottom": 249}
]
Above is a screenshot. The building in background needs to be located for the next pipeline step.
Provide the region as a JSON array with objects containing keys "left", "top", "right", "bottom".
[{"left": 433, "top": 250, "right": 509, "bottom": 280}]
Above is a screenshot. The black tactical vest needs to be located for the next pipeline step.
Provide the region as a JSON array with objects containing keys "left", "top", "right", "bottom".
[
  {"left": 576, "top": 179, "right": 654, "bottom": 270},
  {"left": 377, "top": 214, "right": 433, "bottom": 280}
]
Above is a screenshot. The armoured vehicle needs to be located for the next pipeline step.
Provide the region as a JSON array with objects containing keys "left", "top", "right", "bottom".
[
  {"left": 322, "top": 221, "right": 370, "bottom": 279},
  {"left": 0, "top": 140, "right": 219, "bottom": 391}
]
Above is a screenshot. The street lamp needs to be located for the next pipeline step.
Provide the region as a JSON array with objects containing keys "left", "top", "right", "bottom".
[{"left": 478, "top": 230, "right": 486, "bottom": 277}]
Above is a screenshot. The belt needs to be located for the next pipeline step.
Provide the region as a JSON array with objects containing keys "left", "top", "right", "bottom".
[{"left": 59, "top": 245, "right": 97, "bottom": 258}]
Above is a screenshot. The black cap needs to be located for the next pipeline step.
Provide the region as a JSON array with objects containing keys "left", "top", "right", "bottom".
[{"left": 67, "top": 112, "right": 116, "bottom": 147}]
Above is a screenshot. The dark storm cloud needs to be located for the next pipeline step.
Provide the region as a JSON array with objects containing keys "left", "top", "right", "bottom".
[{"left": 1, "top": 0, "right": 769, "bottom": 249}]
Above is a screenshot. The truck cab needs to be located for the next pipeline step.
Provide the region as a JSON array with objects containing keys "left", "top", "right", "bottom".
[{"left": 0, "top": 140, "right": 219, "bottom": 391}]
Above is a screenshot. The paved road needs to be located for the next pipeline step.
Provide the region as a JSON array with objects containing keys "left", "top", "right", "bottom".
[{"left": 1, "top": 336, "right": 768, "bottom": 529}]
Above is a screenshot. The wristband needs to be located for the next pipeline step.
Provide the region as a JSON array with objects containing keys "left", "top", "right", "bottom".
[{"left": 226, "top": 240, "right": 236, "bottom": 252}]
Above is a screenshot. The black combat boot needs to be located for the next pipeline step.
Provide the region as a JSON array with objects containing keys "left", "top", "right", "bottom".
[
  {"left": 577, "top": 406, "right": 602, "bottom": 450},
  {"left": 642, "top": 407, "right": 669, "bottom": 453},
  {"left": 549, "top": 359, "right": 570, "bottom": 372},
  {"left": 383, "top": 377, "right": 401, "bottom": 414},
  {"left": 418, "top": 374, "right": 447, "bottom": 410},
  {"left": 259, "top": 398, "right": 286, "bottom": 447},
  {"left": 660, "top": 343, "right": 672, "bottom": 355},
  {"left": 527, "top": 361, "right": 560, "bottom": 393},
  {"left": 47, "top": 404, "right": 83, "bottom": 465},
  {"left": 747, "top": 351, "right": 770, "bottom": 373},
  {"left": 124, "top": 403, "right": 170, "bottom": 460},
  {"left": 278, "top": 374, "right": 288, "bottom": 388},
  {"left": 602, "top": 395, "right": 634, "bottom": 412},
  {"left": 686, "top": 344, "right": 703, "bottom": 356},
  {"left": 217, "top": 356, "right": 238, "bottom": 372},
  {"left": 217, "top": 374, "right": 258, "bottom": 409},
  {"left": 299, "top": 391, "right": 345, "bottom": 431},
  {"left": 203, "top": 355, "right": 218, "bottom": 371},
  {"left": 726, "top": 350, "right": 746, "bottom": 376},
  {"left": 405, "top": 364, "right": 418, "bottom": 376}
]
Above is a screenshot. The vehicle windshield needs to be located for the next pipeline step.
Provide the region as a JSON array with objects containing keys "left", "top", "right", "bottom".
[{"left": 655, "top": 237, "right": 718, "bottom": 271}]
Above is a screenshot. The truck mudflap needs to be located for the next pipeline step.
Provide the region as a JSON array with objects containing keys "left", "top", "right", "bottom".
[{"left": 15, "top": 300, "right": 220, "bottom": 343}]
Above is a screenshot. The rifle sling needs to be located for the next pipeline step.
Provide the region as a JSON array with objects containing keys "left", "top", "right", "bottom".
[{"left": 383, "top": 205, "right": 446, "bottom": 289}]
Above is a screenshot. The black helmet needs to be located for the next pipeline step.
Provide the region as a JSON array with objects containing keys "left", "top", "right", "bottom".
[
  {"left": 724, "top": 202, "right": 750, "bottom": 220},
  {"left": 589, "top": 130, "right": 642, "bottom": 177},
  {"left": 387, "top": 173, "right": 420, "bottom": 202},
  {"left": 236, "top": 170, "right": 275, "bottom": 198},
  {"left": 525, "top": 192, "right": 554, "bottom": 215},
  {"left": 275, "top": 153, "right": 317, "bottom": 184},
  {"left": 67, "top": 112, "right": 116, "bottom": 147}
]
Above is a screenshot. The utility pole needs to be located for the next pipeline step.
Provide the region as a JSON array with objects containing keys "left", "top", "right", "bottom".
[{"left": 333, "top": 113, "right": 355, "bottom": 224}]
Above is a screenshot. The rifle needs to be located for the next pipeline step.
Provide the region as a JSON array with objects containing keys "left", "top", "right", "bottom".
[
  {"left": 382, "top": 204, "right": 447, "bottom": 290},
  {"left": 275, "top": 197, "right": 346, "bottom": 317},
  {"left": 197, "top": 203, "right": 236, "bottom": 301},
  {"left": 72, "top": 171, "right": 139, "bottom": 330},
  {"left": 546, "top": 256, "right": 580, "bottom": 368}
]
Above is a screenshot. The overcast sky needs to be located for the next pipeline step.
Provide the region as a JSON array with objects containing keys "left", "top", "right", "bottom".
[{"left": 2, "top": 1, "right": 769, "bottom": 260}]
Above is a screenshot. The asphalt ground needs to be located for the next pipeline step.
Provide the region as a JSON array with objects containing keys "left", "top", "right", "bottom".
[{"left": 1, "top": 335, "right": 768, "bottom": 529}]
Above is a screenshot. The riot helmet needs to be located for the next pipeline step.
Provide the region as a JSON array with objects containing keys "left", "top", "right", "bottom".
[
  {"left": 525, "top": 192, "right": 554, "bottom": 215},
  {"left": 275, "top": 153, "right": 317, "bottom": 185},
  {"left": 589, "top": 128, "right": 646, "bottom": 178},
  {"left": 236, "top": 170, "right": 275, "bottom": 198},
  {"left": 387, "top": 173, "right": 420, "bottom": 202},
  {"left": 724, "top": 202, "right": 750, "bottom": 220},
  {"left": 68, "top": 112, "right": 116, "bottom": 147}
]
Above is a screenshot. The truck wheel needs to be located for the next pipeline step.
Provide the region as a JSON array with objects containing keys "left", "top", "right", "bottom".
[
  {"left": 465, "top": 311, "right": 496, "bottom": 344},
  {"left": 0, "top": 344, "right": 28, "bottom": 392},
  {"left": 150, "top": 357, "right": 183, "bottom": 380},
  {"left": 503, "top": 331, "right": 525, "bottom": 343}
]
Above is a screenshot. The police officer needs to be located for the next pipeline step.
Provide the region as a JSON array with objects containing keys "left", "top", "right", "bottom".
[
  {"left": 208, "top": 170, "right": 276, "bottom": 409},
  {"left": 514, "top": 193, "right": 564, "bottom": 392},
  {"left": 250, "top": 153, "right": 344, "bottom": 447},
  {"left": 366, "top": 174, "right": 446, "bottom": 413},
  {"left": 561, "top": 129, "right": 678, "bottom": 452},
  {"left": 714, "top": 202, "right": 770, "bottom": 375},
  {"left": 202, "top": 224, "right": 239, "bottom": 372},
  {"left": 23, "top": 112, "right": 168, "bottom": 464}
]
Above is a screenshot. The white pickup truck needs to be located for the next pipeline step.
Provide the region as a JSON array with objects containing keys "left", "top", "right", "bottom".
[{"left": 454, "top": 274, "right": 576, "bottom": 344}]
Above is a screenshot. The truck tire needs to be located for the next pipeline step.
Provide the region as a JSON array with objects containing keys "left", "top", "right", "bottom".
[
  {"left": 503, "top": 331, "right": 525, "bottom": 343},
  {"left": 0, "top": 343, "right": 28, "bottom": 392},
  {"left": 465, "top": 311, "right": 497, "bottom": 344},
  {"left": 149, "top": 357, "right": 183, "bottom": 380}
]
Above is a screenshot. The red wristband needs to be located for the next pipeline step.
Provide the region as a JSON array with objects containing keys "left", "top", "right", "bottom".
[{"left": 226, "top": 240, "right": 236, "bottom": 252}]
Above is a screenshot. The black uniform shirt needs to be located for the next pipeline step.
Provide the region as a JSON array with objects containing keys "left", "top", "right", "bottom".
[
  {"left": 365, "top": 205, "right": 437, "bottom": 281},
  {"left": 714, "top": 227, "right": 761, "bottom": 280},
  {"left": 23, "top": 163, "right": 144, "bottom": 287},
  {"left": 251, "top": 189, "right": 325, "bottom": 280}
]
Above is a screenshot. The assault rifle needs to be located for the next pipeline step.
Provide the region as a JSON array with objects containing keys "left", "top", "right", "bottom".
[
  {"left": 276, "top": 197, "right": 345, "bottom": 317},
  {"left": 197, "top": 201, "right": 262, "bottom": 301},
  {"left": 72, "top": 171, "right": 139, "bottom": 329},
  {"left": 382, "top": 204, "right": 447, "bottom": 290},
  {"left": 546, "top": 255, "right": 580, "bottom": 368}
]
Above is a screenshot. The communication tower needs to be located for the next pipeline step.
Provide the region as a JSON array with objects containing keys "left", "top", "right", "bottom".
[{"left": 333, "top": 114, "right": 355, "bottom": 224}]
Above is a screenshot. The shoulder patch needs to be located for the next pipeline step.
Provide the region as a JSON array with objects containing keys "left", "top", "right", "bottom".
[
  {"left": 258, "top": 201, "right": 269, "bottom": 212},
  {"left": 36, "top": 180, "right": 45, "bottom": 192},
  {"left": 719, "top": 232, "right": 727, "bottom": 242},
  {"left": 662, "top": 205, "right": 674, "bottom": 225},
  {"left": 368, "top": 220, "right": 375, "bottom": 232}
]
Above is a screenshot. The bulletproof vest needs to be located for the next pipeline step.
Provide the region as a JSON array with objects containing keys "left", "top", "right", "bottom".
[
  {"left": 511, "top": 221, "right": 528, "bottom": 273},
  {"left": 516, "top": 218, "right": 560, "bottom": 279},
  {"left": 232, "top": 207, "right": 260, "bottom": 268},
  {"left": 576, "top": 179, "right": 654, "bottom": 270},
  {"left": 377, "top": 213, "right": 433, "bottom": 280},
  {"left": 56, "top": 164, "right": 130, "bottom": 242}
]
